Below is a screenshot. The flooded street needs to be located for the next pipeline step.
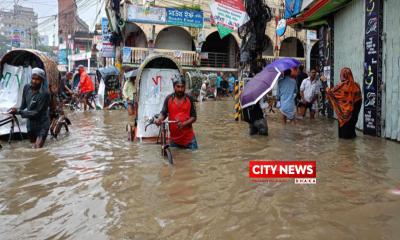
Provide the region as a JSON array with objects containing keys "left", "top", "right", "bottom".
[{"left": 0, "top": 100, "right": 399, "bottom": 240}]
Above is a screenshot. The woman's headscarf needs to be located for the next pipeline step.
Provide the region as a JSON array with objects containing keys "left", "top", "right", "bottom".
[{"left": 327, "top": 67, "right": 362, "bottom": 127}]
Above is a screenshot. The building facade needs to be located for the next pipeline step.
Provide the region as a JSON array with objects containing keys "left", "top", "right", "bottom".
[
  {"left": 58, "top": 0, "right": 90, "bottom": 45},
  {"left": 105, "top": 0, "right": 308, "bottom": 71},
  {"left": 0, "top": 5, "right": 38, "bottom": 48},
  {"left": 288, "top": 0, "right": 400, "bottom": 141},
  {"left": 58, "top": 0, "right": 94, "bottom": 70}
]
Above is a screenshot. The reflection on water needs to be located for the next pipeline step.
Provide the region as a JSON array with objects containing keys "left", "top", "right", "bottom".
[{"left": 1, "top": 100, "right": 399, "bottom": 239}]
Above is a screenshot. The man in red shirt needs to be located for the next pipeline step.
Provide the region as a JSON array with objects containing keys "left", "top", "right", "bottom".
[
  {"left": 155, "top": 75, "right": 198, "bottom": 150},
  {"left": 78, "top": 65, "right": 95, "bottom": 110}
]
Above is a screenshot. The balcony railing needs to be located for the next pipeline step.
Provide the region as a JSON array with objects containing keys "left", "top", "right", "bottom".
[
  {"left": 200, "top": 52, "right": 233, "bottom": 68},
  {"left": 126, "top": 47, "right": 197, "bottom": 67},
  {"left": 124, "top": 48, "right": 305, "bottom": 69}
]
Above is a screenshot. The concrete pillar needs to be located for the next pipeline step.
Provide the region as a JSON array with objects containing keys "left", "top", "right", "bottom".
[{"left": 306, "top": 37, "right": 311, "bottom": 72}]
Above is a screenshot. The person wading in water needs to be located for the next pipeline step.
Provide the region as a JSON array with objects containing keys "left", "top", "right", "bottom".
[
  {"left": 8, "top": 68, "right": 51, "bottom": 148},
  {"left": 155, "top": 75, "right": 198, "bottom": 150}
]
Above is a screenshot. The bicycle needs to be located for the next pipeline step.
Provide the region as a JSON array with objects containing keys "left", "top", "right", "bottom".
[
  {"left": 66, "top": 92, "right": 97, "bottom": 111},
  {"left": 0, "top": 112, "right": 24, "bottom": 148},
  {"left": 145, "top": 114, "right": 177, "bottom": 165},
  {"left": 50, "top": 111, "right": 71, "bottom": 139},
  {"left": 65, "top": 93, "right": 81, "bottom": 111}
]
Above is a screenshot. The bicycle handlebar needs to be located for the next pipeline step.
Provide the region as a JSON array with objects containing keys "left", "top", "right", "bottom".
[
  {"left": 145, "top": 116, "right": 178, "bottom": 132},
  {"left": 1, "top": 112, "right": 16, "bottom": 116}
]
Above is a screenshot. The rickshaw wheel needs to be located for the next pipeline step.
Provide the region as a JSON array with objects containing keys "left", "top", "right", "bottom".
[{"left": 165, "top": 148, "right": 173, "bottom": 164}]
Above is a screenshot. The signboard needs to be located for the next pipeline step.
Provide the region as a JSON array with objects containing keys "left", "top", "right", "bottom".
[
  {"left": 276, "top": 19, "right": 287, "bottom": 37},
  {"left": 307, "top": 30, "right": 317, "bottom": 41},
  {"left": 11, "top": 39, "right": 21, "bottom": 48},
  {"left": 203, "top": 17, "right": 212, "bottom": 29},
  {"left": 122, "top": 47, "right": 132, "bottom": 63},
  {"left": 166, "top": 8, "right": 203, "bottom": 28},
  {"left": 209, "top": 0, "right": 249, "bottom": 38},
  {"left": 101, "top": 17, "right": 115, "bottom": 58},
  {"left": 58, "top": 49, "right": 68, "bottom": 65},
  {"left": 127, "top": 4, "right": 167, "bottom": 24},
  {"left": 363, "top": 0, "right": 382, "bottom": 136},
  {"left": 126, "top": 4, "right": 204, "bottom": 28},
  {"left": 318, "top": 24, "right": 334, "bottom": 118},
  {"left": 101, "top": 17, "right": 111, "bottom": 42},
  {"left": 70, "top": 52, "right": 91, "bottom": 61}
]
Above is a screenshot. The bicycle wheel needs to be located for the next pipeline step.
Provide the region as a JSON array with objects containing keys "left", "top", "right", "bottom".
[
  {"left": 165, "top": 147, "right": 173, "bottom": 165},
  {"left": 54, "top": 121, "right": 63, "bottom": 138}
]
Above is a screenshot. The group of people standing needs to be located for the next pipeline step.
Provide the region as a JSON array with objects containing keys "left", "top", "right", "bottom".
[
  {"left": 216, "top": 73, "right": 236, "bottom": 98},
  {"left": 275, "top": 64, "right": 362, "bottom": 139},
  {"left": 198, "top": 72, "right": 236, "bottom": 102}
]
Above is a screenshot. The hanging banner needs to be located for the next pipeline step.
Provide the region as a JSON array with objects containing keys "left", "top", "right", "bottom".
[
  {"left": 209, "top": 0, "right": 249, "bottom": 38},
  {"left": 166, "top": 8, "right": 203, "bottom": 28},
  {"left": 363, "top": 0, "right": 382, "bottom": 136},
  {"left": 101, "top": 17, "right": 111, "bottom": 42},
  {"left": 127, "top": 4, "right": 167, "bottom": 24},
  {"left": 284, "top": 0, "right": 303, "bottom": 19},
  {"left": 101, "top": 17, "right": 115, "bottom": 58},
  {"left": 217, "top": 25, "right": 234, "bottom": 39}
]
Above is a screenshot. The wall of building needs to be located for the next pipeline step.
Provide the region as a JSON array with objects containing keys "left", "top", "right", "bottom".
[
  {"left": 280, "top": 37, "right": 304, "bottom": 57},
  {"left": 383, "top": 0, "right": 400, "bottom": 141},
  {"left": 334, "top": 0, "right": 365, "bottom": 129},
  {"left": 123, "top": 1, "right": 307, "bottom": 57},
  {"left": 155, "top": 27, "right": 193, "bottom": 51},
  {"left": 58, "top": 0, "right": 75, "bottom": 43},
  {"left": 228, "top": 35, "right": 239, "bottom": 68},
  {"left": 263, "top": 35, "right": 274, "bottom": 56},
  {"left": 0, "top": 5, "right": 38, "bottom": 48}
]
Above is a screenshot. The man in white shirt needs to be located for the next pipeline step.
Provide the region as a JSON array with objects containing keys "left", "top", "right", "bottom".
[{"left": 299, "top": 68, "right": 321, "bottom": 119}]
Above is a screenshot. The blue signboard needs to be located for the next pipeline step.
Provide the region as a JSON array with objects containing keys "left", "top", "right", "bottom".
[
  {"left": 11, "top": 39, "right": 20, "bottom": 48},
  {"left": 166, "top": 8, "right": 203, "bottom": 28},
  {"left": 284, "top": 0, "right": 303, "bottom": 19},
  {"left": 58, "top": 49, "right": 68, "bottom": 65},
  {"left": 101, "top": 17, "right": 111, "bottom": 42}
]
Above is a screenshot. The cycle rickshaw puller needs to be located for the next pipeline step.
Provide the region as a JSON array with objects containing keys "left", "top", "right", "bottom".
[{"left": 154, "top": 76, "right": 198, "bottom": 150}]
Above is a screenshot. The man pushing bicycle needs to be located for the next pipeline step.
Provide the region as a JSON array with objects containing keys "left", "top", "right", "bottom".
[{"left": 154, "top": 75, "right": 198, "bottom": 150}]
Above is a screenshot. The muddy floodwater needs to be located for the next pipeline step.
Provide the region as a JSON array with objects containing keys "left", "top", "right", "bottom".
[{"left": 0, "top": 100, "right": 399, "bottom": 240}]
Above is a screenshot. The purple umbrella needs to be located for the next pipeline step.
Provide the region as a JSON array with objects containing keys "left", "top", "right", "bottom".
[
  {"left": 267, "top": 58, "right": 301, "bottom": 72},
  {"left": 240, "top": 58, "right": 301, "bottom": 108}
]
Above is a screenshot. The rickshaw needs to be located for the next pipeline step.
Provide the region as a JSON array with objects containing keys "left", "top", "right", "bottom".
[
  {"left": 185, "top": 71, "right": 206, "bottom": 101},
  {"left": 96, "top": 66, "right": 124, "bottom": 110},
  {"left": 0, "top": 49, "right": 70, "bottom": 143},
  {"left": 204, "top": 72, "right": 218, "bottom": 99},
  {"left": 127, "top": 54, "right": 184, "bottom": 164}
]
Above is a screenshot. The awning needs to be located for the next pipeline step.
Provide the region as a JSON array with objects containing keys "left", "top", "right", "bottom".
[{"left": 287, "top": 0, "right": 352, "bottom": 28}]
